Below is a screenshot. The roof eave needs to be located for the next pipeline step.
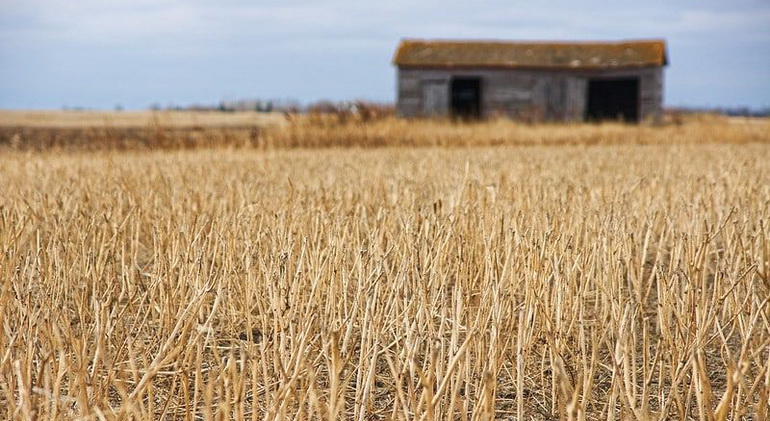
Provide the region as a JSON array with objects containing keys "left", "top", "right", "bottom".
[{"left": 395, "top": 63, "right": 667, "bottom": 71}]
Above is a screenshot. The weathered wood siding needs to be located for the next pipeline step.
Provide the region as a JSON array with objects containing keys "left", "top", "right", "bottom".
[{"left": 397, "top": 66, "right": 664, "bottom": 122}]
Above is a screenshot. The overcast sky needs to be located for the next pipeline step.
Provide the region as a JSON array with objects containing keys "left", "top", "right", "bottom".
[{"left": 1, "top": 0, "right": 768, "bottom": 110}]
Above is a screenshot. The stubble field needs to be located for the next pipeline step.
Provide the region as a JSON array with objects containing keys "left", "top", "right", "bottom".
[{"left": 1, "top": 114, "right": 769, "bottom": 420}]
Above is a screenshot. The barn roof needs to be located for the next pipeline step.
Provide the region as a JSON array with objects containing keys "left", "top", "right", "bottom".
[{"left": 393, "top": 39, "right": 668, "bottom": 69}]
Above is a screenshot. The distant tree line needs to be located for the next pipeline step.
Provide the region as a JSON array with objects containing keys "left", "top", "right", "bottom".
[
  {"left": 61, "top": 102, "right": 768, "bottom": 118},
  {"left": 142, "top": 99, "right": 394, "bottom": 115},
  {"left": 666, "top": 106, "right": 770, "bottom": 117}
]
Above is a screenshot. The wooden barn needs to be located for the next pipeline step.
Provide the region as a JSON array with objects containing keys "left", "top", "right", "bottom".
[{"left": 393, "top": 39, "right": 668, "bottom": 122}]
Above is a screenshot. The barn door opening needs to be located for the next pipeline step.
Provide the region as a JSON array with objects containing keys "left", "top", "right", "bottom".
[
  {"left": 451, "top": 77, "right": 481, "bottom": 119},
  {"left": 585, "top": 77, "right": 639, "bottom": 122}
]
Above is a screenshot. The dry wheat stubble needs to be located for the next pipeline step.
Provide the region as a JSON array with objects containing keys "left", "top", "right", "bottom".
[{"left": 0, "top": 142, "right": 769, "bottom": 420}]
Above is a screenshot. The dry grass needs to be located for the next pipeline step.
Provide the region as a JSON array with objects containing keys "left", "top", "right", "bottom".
[
  {"left": 0, "top": 118, "right": 769, "bottom": 420},
  {"left": 1, "top": 111, "right": 768, "bottom": 150},
  {"left": 271, "top": 114, "right": 769, "bottom": 148},
  {"left": 0, "top": 110, "right": 287, "bottom": 129},
  {"left": 0, "top": 110, "right": 288, "bottom": 151}
]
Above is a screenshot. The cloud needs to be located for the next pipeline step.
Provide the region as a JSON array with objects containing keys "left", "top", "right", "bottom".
[
  {"left": 1, "top": 1, "right": 198, "bottom": 50},
  {"left": 3, "top": 1, "right": 768, "bottom": 51},
  {"left": 1, "top": 0, "right": 768, "bottom": 108},
  {"left": 675, "top": 9, "right": 770, "bottom": 39}
]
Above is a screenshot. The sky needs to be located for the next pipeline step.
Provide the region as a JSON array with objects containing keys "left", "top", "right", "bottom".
[{"left": 1, "top": 0, "right": 768, "bottom": 110}]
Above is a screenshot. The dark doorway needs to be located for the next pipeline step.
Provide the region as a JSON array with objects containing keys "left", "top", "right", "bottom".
[
  {"left": 585, "top": 78, "right": 640, "bottom": 122},
  {"left": 451, "top": 77, "right": 482, "bottom": 119}
]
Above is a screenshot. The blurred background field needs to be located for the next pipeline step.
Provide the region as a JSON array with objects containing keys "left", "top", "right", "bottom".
[
  {"left": 0, "top": 110, "right": 768, "bottom": 150},
  {"left": 0, "top": 110, "right": 287, "bottom": 129}
]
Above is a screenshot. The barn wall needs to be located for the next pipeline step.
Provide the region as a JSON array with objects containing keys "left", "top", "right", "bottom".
[
  {"left": 396, "top": 69, "right": 423, "bottom": 117},
  {"left": 398, "top": 67, "right": 570, "bottom": 120},
  {"left": 642, "top": 67, "right": 664, "bottom": 121},
  {"left": 397, "top": 66, "right": 664, "bottom": 122}
]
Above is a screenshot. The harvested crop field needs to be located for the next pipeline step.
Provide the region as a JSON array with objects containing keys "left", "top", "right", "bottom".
[
  {"left": 1, "top": 116, "right": 770, "bottom": 419},
  {"left": 0, "top": 110, "right": 287, "bottom": 129},
  {"left": 1, "top": 110, "right": 768, "bottom": 151}
]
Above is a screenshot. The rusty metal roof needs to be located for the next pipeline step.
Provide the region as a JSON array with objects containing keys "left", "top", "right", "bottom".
[{"left": 393, "top": 39, "right": 668, "bottom": 69}]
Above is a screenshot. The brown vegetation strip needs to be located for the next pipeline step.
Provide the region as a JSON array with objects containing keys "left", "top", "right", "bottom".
[
  {"left": 0, "top": 110, "right": 286, "bottom": 129},
  {"left": 0, "top": 126, "right": 266, "bottom": 150},
  {"left": 1, "top": 114, "right": 768, "bottom": 151}
]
